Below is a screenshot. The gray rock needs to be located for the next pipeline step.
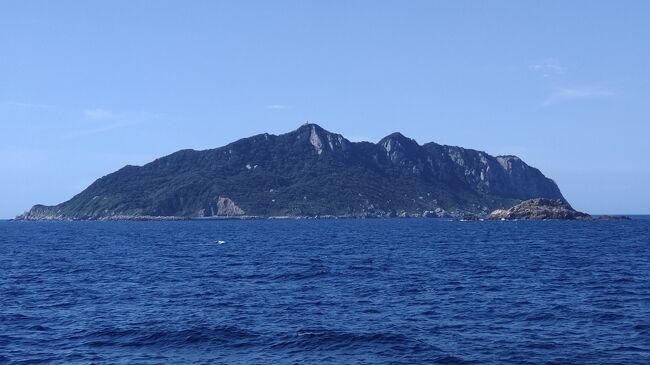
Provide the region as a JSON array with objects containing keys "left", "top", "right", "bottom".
[{"left": 487, "top": 198, "right": 590, "bottom": 220}]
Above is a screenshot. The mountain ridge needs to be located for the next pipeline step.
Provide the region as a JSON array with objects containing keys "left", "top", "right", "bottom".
[{"left": 17, "top": 123, "right": 566, "bottom": 220}]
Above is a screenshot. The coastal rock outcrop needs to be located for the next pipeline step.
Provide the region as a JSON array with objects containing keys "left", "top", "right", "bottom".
[
  {"left": 487, "top": 198, "right": 590, "bottom": 220},
  {"left": 197, "top": 197, "right": 246, "bottom": 217},
  {"left": 16, "top": 205, "right": 66, "bottom": 220}
]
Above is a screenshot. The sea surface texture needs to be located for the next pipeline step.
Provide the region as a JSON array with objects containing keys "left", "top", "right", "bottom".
[{"left": 2, "top": 219, "right": 650, "bottom": 364}]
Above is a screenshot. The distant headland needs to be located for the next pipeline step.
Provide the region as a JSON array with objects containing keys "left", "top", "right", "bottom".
[{"left": 16, "top": 123, "right": 622, "bottom": 221}]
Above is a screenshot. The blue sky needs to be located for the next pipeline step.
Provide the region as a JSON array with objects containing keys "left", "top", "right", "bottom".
[{"left": 1, "top": 1, "right": 649, "bottom": 217}]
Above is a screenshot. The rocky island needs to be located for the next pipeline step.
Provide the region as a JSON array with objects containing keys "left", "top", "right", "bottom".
[
  {"left": 487, "top": 198, "right": 590, "bottom": 220},
  {"left": 18, "top": 123, "right": 578, "bottom": 220}
]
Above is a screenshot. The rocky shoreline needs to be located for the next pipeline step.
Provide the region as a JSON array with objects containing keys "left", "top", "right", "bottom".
[
  {"left": 14, "top": 208, "right": 632, "bottom": 222},
  {"left": 14, "top": 212, "right": 452, "bottom": 221},
  {"left": 486, "top": 198, "right": 630, "bottom": 221},
  {"left": 15, "top": 197, "right": 631, "bottom": 222}
]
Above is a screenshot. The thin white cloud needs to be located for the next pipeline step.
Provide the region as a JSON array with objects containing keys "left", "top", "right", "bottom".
[
  {"left": 529, "top": 60, "right": 566, "bottom": 77},
  {"left": 63, "top": 108, "right": 160, "bottom": 138},
  {"left": 84, "top": 108, "right": 119, "bottom": 120},
  {"left": 72, "top": 121, "right": 134, "bottom": 137},
  {"left": 544, "top": 87, "right": 614, "bottom": 105},
  {"left": 3, "top": 101, "right": 54, "bottom": 109},
  {"left": 554, "top": 88, "right": 613, "bottom": 99},
  {"left": 266, "top": 104, "right": 289, "bottom": 110}
]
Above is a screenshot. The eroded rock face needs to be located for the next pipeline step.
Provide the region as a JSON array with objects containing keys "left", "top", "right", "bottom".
[
  {"left": 215, "top": 197, "right": 245, "bottom": 216},
  {"left": 15, "top": 205, "right": 65, "bottom": 220},
  {"left": 487, "top": 198, "right": 590, "bottom": 220},
  {"left": 305, "top": 124, "right": 349, "bottom": 155},
  {"left": 197, "top": 197, "right": 245, "bottom": 217}
]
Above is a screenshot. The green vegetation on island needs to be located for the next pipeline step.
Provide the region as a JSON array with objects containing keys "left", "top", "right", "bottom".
[{"left": 18, "top": 124, "right": 566, "bottom": 220}]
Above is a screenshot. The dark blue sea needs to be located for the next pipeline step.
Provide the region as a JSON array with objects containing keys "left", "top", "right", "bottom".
[{"left": 2, "top": 219, "right": 650, "bottom": 364}]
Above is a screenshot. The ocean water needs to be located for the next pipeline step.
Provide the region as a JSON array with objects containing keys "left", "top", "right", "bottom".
[{"left": 1, "top": 219, "right": 650, "bottom": 364}]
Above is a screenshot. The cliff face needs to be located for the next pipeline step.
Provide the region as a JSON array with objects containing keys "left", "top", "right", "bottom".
[{"left": 17, "top": 124, "right": 566, "bottom": 220}]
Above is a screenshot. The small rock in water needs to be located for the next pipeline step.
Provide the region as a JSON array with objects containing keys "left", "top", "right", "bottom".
[{"left": 487, "top": 198, "right": 589, "bottom": 220}]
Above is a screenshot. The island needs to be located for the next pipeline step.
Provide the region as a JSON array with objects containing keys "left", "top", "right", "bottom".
[
  {"left": 18, "top": 123, "right": 587, "bottom": 221},
  {"left": 487, "top": 198, "right": 590, "bottom": 220}
]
